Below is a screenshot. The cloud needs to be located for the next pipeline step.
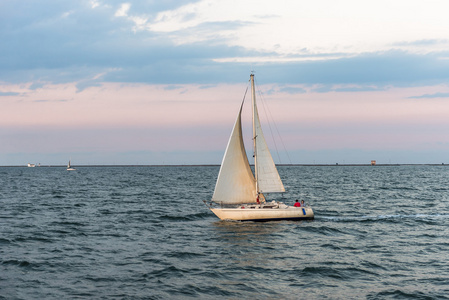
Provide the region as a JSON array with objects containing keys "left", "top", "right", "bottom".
[
  {"left": 333, "top": 86, "right": 384, "bottom": 92},
  {"left": 408, "top": 92, "right": 449, "bottom": 99},
  {"left": 392, "top": 39, "right": 449, "bottom": 47},
  {"left": 146, "top": 0, "right": 449, "bottom": 55},
  {"left": 75, "top": 81, "right": 103, "bottom": 92},
  {"left": 199, "top": 84, "right": 217, "bottom": 89},
  {"left": 1, "top": 0, "right": 449, "bottom": 89},
  {"left": 150, "top": 20, "right": 255, "bottom": 45},
  {"left": 233, "top": 50, "right": 449, "bottom": 89},
  {"left": 33, "top": 99, "right": 68, "bottom": 103},
  {"left": 89, "top": 0, "right": 100, "bottom": 9},
  {"left": 311, "top": 85, "right": 386, "bottom": 93},
  {"left": 0, "top": 91, "right": 20, "bottom": 96},
  {"left": 164, "top": 85, "right": 184, "bottom": 91},
  {"left": 29, "top": 82, "right": 46, "bottom": 90},
  {"left": 277, "top": 86, "right": 307, "bottom": 94},
  {"left": 115, "top": 3, "right": 130, "bottom": 17}
]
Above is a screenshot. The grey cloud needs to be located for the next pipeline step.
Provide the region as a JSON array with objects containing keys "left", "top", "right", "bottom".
[
  {"left": 164, "top": 85, "right": 184, "bottom": 91},
  {"left": 311, "top": 85, "right": 386, "bottom": 93},
  {"left": 29, "top": 82, "right": 46, "bottom": 90},
  {"left": 199, "top": 85, "right": 218, "bottom": 89},
  {"left": 0, "top": 91, "right": 21, "bottom": 96},
  {"left": 333, "top": 86, "right": 384, "bottom": 92},
  {"left": 278, "top": 86, "right": 307, "bottom": 94},
  {"left": 257, "top": 50, "right": 449, "bottom": 86},
  {"left": 408, "top": 92, "right": 449, "bottom": 99},
  {"left": 33, "top": 99, "right": 68, "bottom": 102},
  {"left": 1, "top": 1, "right": 449, "bottom": 89},
  {"left": 75, "top": 81, "right": 103, "bottom": 92}
]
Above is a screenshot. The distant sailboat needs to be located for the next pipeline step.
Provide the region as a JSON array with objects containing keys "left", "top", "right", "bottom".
[
  {"left": 27, "top": 163, "right": 36, "bottom": 167},
  {"left": 67, "top": 160, "right": 76, "bottom": 171},
  {"left": 206, "top": 74, "right": 314, "bottom": 221}
]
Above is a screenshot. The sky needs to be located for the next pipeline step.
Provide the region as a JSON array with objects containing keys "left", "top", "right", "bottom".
[{"left": 1, "top": 0, "right": 449, "bottom": 165}]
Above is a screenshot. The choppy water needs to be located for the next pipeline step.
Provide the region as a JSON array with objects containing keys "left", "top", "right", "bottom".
[{"left": 1, "top": 165, "right": 449, "bottom": 299}]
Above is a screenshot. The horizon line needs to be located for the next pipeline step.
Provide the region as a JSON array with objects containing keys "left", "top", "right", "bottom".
[{"left": 1, "top": 163, "right": 447, "bottom": 168}]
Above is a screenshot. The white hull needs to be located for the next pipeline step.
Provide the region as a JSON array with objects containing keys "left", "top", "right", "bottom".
[
  {"left": 67, "top": 168, "right": 76, "bottom": 171},
  {"left": 210, "top": 206, "right": 314, "bottom": 221}
]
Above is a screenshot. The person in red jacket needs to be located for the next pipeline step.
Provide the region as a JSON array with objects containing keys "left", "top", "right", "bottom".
[{"left": 294, "top": 199, "right": 301, "bottom": 207}]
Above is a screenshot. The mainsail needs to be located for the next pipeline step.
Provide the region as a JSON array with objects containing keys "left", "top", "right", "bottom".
[{"left": 212, "top": 103, "right": 257, "bottom": 204}]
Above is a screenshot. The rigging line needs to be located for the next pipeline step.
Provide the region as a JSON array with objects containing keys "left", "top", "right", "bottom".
[
  {"left": 254, "top": 77, "right": 293, "bottom": 165},
  {"left": 254, "top": 76, "right": 283, "bottom": 164},
  {"left": 272, "top": 117, "right": 293, "bottom": 164}
]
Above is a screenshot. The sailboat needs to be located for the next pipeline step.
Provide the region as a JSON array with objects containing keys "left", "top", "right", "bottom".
[
  {"left": 206, "top": 74, "right": 314, "bottom": 221},
  {"left": 67, "top": 160, "right": 76, "bottom": 171}
]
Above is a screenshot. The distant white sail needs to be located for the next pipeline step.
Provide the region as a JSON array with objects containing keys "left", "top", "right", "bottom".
[
  {"left": 67, "top": 160, "right": 76, "bottom": 170},
  {"left": 212, "top": 103, "right": 257, "bottom": 204}
]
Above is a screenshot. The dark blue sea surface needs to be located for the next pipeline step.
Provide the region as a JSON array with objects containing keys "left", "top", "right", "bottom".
[{"left": 1, "top": 165, "right": 449, "bottom": 299}]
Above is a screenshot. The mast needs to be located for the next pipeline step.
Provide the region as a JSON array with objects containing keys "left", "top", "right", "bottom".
[{"left": 250, "top": 73, "right": 258, "bottom": 196}]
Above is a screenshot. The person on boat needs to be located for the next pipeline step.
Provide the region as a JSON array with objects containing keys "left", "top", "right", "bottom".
[
  {"left": 294, "top": 200, "right": 301, "bottom": 207},
  {"left": 256, "top": 195, "right": 260, "bottom": 205},
  {"left": 301, "top": 200, "right": 305, "bottom": 207}
]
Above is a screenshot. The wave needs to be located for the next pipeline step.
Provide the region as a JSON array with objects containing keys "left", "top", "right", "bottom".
[
  {"left": 318, "top": 213, "right": 449, "bottom": 223},
  {"left": 14, "top": 235, "right": 53, "bottom": 243},
  {"left": 165, "top": 251, "right": 206, "bottom": 259},
  {"left": 299, "top": 265, "right": 378, "bottom": 280},
  {"left": 158, "top": 212, "right": 211, "bottom": 222},
  {"left": 0, "top": 238, "right": 12, "bottom": 245},
  {"left": 2, "top": 259, "right": 32, "bottom": 268},
  {"left": 303, "top": 226, "right": 347, "bottom": 236},
  {"left": 366, "top": 289, "right": 449, "bottom": 300},
  {"left": 147, "top": 265, "right": 189, "bottom": 279}
]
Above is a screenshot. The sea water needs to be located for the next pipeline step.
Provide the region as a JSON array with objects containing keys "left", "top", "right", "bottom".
[{"left": 1, "top": 165, "right": 449, "bottom": 299}]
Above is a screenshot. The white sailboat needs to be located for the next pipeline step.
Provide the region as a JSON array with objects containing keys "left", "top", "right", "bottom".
[
  {"left": 67, "top": 160, "right": 76, "bottom": 171},
  {"left": 207, "top": 74, "right": 314, "bottom": 221}
]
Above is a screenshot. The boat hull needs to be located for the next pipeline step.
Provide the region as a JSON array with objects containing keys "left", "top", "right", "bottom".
[{"left": 210, "top": 206, "right": 314, "bottom": 221}]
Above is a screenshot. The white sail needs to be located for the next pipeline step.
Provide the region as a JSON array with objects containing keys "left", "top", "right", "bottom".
[
  {"left": 251, "top": 75, "right": 285, "bottom": 194},
  {"left": 67, "top": 160, "right": 71, "bottom": 168},
  {"left": 212, "top": 103, "right": 257, "bottom": 204}
]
